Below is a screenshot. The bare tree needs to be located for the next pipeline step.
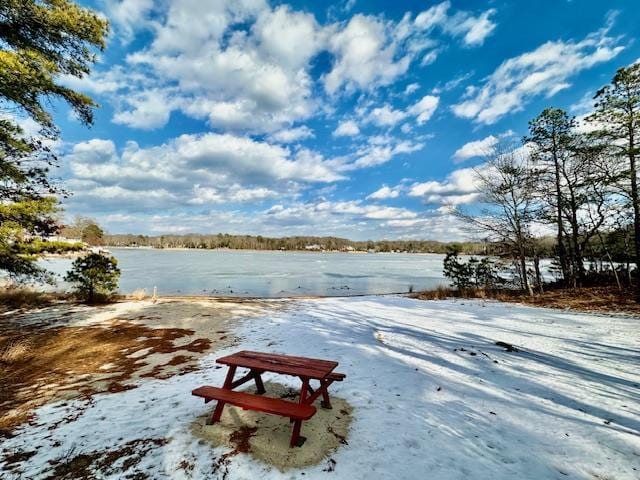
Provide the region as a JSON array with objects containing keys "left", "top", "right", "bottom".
[
  {"left": 559, "top": 137, "right": 612, "bottom": 286},
  {"left": 457, "top": 146, "right": 537, "bottom": 295}
]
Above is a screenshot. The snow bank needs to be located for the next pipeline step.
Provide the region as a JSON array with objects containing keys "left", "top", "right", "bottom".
[{"left": 1, "top": 296, "right": 639, "bottom": 479}]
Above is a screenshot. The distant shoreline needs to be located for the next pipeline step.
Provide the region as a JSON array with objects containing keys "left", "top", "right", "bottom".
[
  {"left": 100, "top": 233, "right": 491, "bottom": 255},
  {"left": 104, "top": 246, "right": 452, "bottom": 255}
]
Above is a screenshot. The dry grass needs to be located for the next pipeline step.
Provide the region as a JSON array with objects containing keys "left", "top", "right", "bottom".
[
  {"left": 0, "top": 288, "right": 65, "bottom": 310},
  {"left": 498, "top": 286, "right": 640, "bottom": 314},
  {"left": 0, "top": 319, "right": 213, "bottom": 436},
  {"left": 0, "top": 288, "right": 124, "bottom": 311},
  {"left": 128, "top": 288, "right": 148, "bottom": 300},
  {"left": 0, "top": 338, "right": 33, "bottom": 364},
  {"left": 411, "top": 285, "right": 488, "bottom": 300},
  {"left": 41, "top": 437, "right": 168, "bottom": 480},
  {"left": 412, "top": 285, "right": 640, "bottom": 315}
]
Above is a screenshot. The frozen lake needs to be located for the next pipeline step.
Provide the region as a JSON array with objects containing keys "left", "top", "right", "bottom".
[{"left": 39, "top": 248, "right": 450, "bottom": 297}]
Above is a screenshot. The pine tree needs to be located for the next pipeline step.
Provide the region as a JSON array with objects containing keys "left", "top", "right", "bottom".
[
  {"left": 588, "top": 63, "right": 640, "bottom": 300},
  {"left": 65, "top": 253, "right": 120, "bottom": 303},
  {"left": 0, "top": 1, "right": 108, "bottom": 282},
  {"left": 525, "top": 108, "right": 576, "bottom": 286}
]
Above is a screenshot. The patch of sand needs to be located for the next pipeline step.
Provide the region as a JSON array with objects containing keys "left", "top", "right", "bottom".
[{"left": 191, "top": 382, "right": 352, "bottom": 471}]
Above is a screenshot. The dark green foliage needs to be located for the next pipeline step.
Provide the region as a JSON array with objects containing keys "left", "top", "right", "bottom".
[
  {"left": 60, "top": 216, "right": 104, "bottom": 245},
  {"left": 64, "top": 253, "right": 120, "bottom": 303},
  {"left": 525, "top": 108, "right": 576, "bottom": 284},
  {"left": 81, "top": 222, "right": 103, "bottom": 246},
  {"left": 0, "top": 0, "right": 107, "bottom": 282},
  {"left": 589, "top": 62, "right": 640, "bottom": 298},
  {"left": 0, "top": 0, "right": 109, "bottom": 128},
  {"left": 0, "top": 197, "right": 59, "bottom": 283},
  {"left": 21, "top": 239, "right": 84, "bottom": 255},
  {"left": 443, "top": 249, "right": 475, "bottom": 290},
  {"left": 443, "top": 248, "right": 501, "bottom": 291},
  {"left": 473, "top": 257, "right": 501, "bottom": 289}
]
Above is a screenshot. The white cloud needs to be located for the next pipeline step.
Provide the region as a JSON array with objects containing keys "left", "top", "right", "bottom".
[
  {"left": 56, "top": 1, "right": 515, "bottom": 241},
  {"left": 362, "top": 95, "right": 439, "bottom": 128},
  {"left": 452, "top": 16, "right": 624, "bottom": 124},
  {"left": 252, "top": 5, "right": 325, "bottom": 70},
  {"left": 453, "top": 135, "right": 498, "bottom": 162},
  {"left": 414, "top": 1, "right": 497, "bottom": 47},
  {"left": 102, "top": 0, "right": 155, "bottom": 43},
  {"left": 333, "top": 120, "right": 360, "bottom": 137},
  {"left": 408, "top": 95, "right": 439, "bottom": 124},
  {"left": 87, "top": 1, "right": 497, "bottom": 134},
  {"left": 170, "top": 133, "right": 341, "bottom": 183},
  {"left": 268, "top": 126, "right": 314, "bottom": 143},
  {"left": 367, "top": 105, "right": 407, "bottom": 127},
  {"left": 453, "top": 131, "right": 514, "bottom": 162},
  {"left": 265, "top": 200, "right": 417, "bottom": 224},
  {"left": 0, "top": 113, "right": 62, "bottom": 150},
  {"left": 431, "top": 71, "right": 474, "bottom": 94},
  {"left": 367, "top": 185, "right": 401, "bottom": 200},
  {"left": 104, "top": 1, "right": 320, "bottom": 132},
  {"left": 88, "top": 205, "right": 441, "bottom": 239},
  {"left": 66, "top": 138, "right": 117, "bottom": 163},
  {"left": 112, "top": 89, "right": 175, "bottom": 129},
  {"left": 324, "top": 14, "right": 411, "bottom": 95},
  {"left": 445, "top": 8, "right": 497, "bottom": 47},
  {"left": 414, "top": 2, "right": 450, "bottom": 31},
  {"left": 408, "top": 167, "right": 480, "bottom": 205},
  {"left": 404, "top": 83, "right": 420, "bottom": 95},
  {"left": 420, "top": 50, "right": 440, "bottom": 66},
  {"left": 323, "top": 3, "right": 494, "bottom": 95},
  {"left": 63, "top": 133, "right": 344, "bottom": 214},
  {"left": 60, "top": 67, "right": 131, "bottom": 95},
  {"left": 61, "top": 128, "right": 426, "bottom": 219},
  {"left": 189, "top": 185, "right": 278, "bottom": 204},
  {"left": 381, "top": 212, "right": 470, "bottom": 240},
  {"left": 344, "top": 140, "right": 424, "bottom": 170}
]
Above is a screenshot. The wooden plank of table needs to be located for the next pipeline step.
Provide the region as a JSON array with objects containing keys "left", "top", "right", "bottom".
[{"left": 217, "top": 350, "right": 338, "bottom": 379}]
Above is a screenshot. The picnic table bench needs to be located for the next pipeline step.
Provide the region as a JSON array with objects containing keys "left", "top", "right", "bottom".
[{"left": 192, "top": 350, "right": 346, "bottom": 447}]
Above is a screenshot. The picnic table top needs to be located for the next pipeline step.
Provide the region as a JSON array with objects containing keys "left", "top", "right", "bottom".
[{"left": 216, "top": 350, "right": 338, "bottom": 379}]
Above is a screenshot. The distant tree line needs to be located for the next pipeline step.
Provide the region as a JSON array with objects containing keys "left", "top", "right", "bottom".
[
  {"left": 456, "top": 62, "right": 640, "bottom": 298},
  {"left": 59, "top": 216, "right": 104, "bottom": 246},
  {"left": 101, "top": 232, "right": 493, "bottom": 255}
]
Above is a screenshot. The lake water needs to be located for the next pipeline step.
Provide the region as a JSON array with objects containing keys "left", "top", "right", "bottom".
[{"left": 39, "top": 248, "right": 450, "bottom": 297}]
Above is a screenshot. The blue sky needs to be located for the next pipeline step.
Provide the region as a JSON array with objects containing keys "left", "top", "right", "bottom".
[{"left": 48, "top": 0, "right": 640, "bottom": 240}]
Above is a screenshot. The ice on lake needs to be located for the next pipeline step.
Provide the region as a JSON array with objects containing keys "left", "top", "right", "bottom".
[{"left": 39, "top": 248, "right": 451, "bottom": 297}]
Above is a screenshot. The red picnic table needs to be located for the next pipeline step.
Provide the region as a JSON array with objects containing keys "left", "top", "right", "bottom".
[{"left": 192, "top": 350, "right": 346, "bottom": 447}]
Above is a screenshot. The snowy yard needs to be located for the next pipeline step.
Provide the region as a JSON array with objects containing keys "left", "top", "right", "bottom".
[{"left": 1, "top": 296, "right": 639, "bottom": 479}]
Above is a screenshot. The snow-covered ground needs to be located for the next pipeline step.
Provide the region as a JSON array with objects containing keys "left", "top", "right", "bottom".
[{"left": 1, "top": 296, "right": 639, "bottom": 479}]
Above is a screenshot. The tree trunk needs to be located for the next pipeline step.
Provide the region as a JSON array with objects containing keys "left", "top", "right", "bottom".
[
  {"left": 569, "top": 213, "right": 585, "bottom": 287},
  {"left": 518, "top": 242, "right": 532, "bottom": 296},
  {"left": 534, "top": 254, "right": 544, "bottom": 293},
  {"left": 629, "top": 135, "right": 640, "bottom": 301},
  {"left": 552, "top": 138, "right": 570, "bottom": 285},
  {"left": 597, "top": 231, "right": 622, "bottom": 291}
]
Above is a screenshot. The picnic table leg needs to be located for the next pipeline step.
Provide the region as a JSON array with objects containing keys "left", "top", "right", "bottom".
[
  {"left": 253, "top": 370, "right": 266, "bottom": 395},
  {"left": 290, "top": 378, "right": 310, "bottom": 447},
  {"left": 320, "top": 379, "right": 332, "bottom": 409},
  {"left": 208, "top": 365, "right": 237, "bottom": 425}
]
